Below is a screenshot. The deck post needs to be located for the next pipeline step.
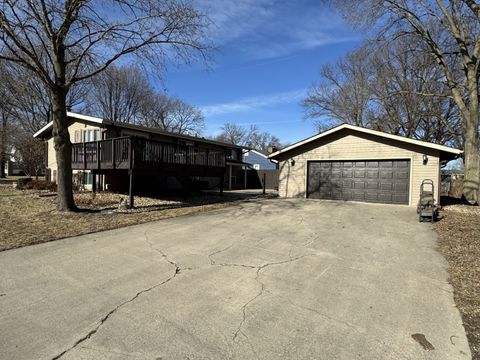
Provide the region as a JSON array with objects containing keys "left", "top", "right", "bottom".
[
  {"left": 92, "top": 170, "right": 97, "bottom": 193},
  {"left": 244, "top": 167, "right": 247, "bottom": 189},
  {"left": 183, "top": 176, "right": 189, "bottom": 200},
  {"left": 83, "top": 142, "right": 87, "bottom": 170},
  {"left": 96, "top": 141, "right": 100, "bottom": 169},
  {"left": 129, "top": 137, "right": 135, "bottom": 170},
  {"left": 262, "top": 172, "right": 266, "bottom": 195},
  {"left": 129, "top": 169, "right": 134, "bottom": 209},
  {"left": 112, "top": 139, "right": 116, "bottom": 169},
  {"left": 228, "top": 164, "right": 232, "bottom": 190},
  {"left": 128, "top": 137, "right": 135, "bottom": 209},
  {"left": 220, "top": 174, "right": 224, "bottom": 197}
]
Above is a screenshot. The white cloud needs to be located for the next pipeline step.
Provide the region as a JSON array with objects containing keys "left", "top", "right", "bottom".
[
  {"left": 197, "top": 0, "right": 359, "bottom": 59},
  {"left": 200, "top": 88, "right": 306, "bottom": 117},
  {"left": 197, "top": 0, "right": 275, "bottom": 44}
]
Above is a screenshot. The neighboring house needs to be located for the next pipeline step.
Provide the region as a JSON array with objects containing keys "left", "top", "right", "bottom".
[
  {"left": 4, "top": 160, "right": 25, "bottom": 176},
  {"left": 243, "top": 149, "right": 277, "bottom": 170},
  {"left": 222, "top": 149, "right": 279, "bottom": 190},
  {"left": 3, "top": 147, "right": 26, "bottom": 176},
  {"left": 268, "top": 124, "right": 462, "bottom": 206},
  {"left": 34, "top": 112, "right": 244, "bottom": 204}
]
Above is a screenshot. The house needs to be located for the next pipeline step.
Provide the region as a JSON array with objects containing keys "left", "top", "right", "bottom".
[
  {"left": 33, "top": 112, "right": 244, "bottom": 205},
  {"left": 243, "top": 149, "right": 277, "bottom": 170},
  {"left": 221, "top": 149, "right": 280, "bottom": 190},
  {"left": 4, "top": 160, "right": 25, "bottom": 177},
  {"left": 268, "top": 124, "right": 462, "bottom": 206},
  {"left": 240, "top": 149, "right": 279, "bottom": 190}
]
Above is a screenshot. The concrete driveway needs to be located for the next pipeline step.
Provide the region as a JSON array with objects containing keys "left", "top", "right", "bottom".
[{"left": 0, "top": 199, "right": 471, "bottom": 359}]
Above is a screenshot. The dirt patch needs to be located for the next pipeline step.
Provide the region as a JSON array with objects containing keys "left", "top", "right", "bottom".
[
  {"left": 0, "top": 189, "right": 273, "bottom": 252},
  {"left": 436, "top": 202, "right": 480, "bottom": 359}
]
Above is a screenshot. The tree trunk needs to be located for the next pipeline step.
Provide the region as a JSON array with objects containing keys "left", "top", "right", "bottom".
[
  {"left": 462, "top": 110, "right": 480, "bottom": 204},
  {"left": 462, "top": 67, "right": 480, "bottom": 204},
  {"left": 0, "top": 116, "right": 5, "bottom": 178},
  {"left": 51, "top": 88, "right": 76, "bottom": 211}
]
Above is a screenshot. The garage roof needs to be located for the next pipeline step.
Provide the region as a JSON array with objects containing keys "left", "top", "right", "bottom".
[{"left": 268, "top": 124, "right": 462, "bottom": 159}]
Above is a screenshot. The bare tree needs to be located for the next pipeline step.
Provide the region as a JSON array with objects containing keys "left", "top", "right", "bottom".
[
  {"left": 140, "top": 92, "right": 173, "bottom": 129},
  {"left": 332, "top": 0, "right": 480, "bottom": 203},
  {"left": 0, "top": 0, "right": 212, "bottom": 211},
  {"left": 88, "top": 65, "right": 152, "bottom": 124},
  {"left": 215, "top": 122, "right": 282, "bottom": 152},
  {"left": 0, "top": 62, "right": 87, "bottom": 179},
  {"left": 1, "top": 63, "right": 88, "bottom": 134},
  {"left": 304, "top": 46, "right": 374, "bottom": 129},
  {"left": 161, "top": 98, "right": 205, "bottom": 135},
  {"left": 0, "top": 109, "right": 9, "bottom": 178},
  {"left": 304, "top": 40, "right": 462, "bottom": 145},
  {"left": 139, "top": 94, "right": 205, "bottom": 135},
  {"left": 245, "top": 131, "right": 282, "bottom": 153},
  {"left": 215, "top": 122, "right": 250, "bottom": 146},
  {"left": 12, "top": 131, "right": 44, "bottom": 179}
]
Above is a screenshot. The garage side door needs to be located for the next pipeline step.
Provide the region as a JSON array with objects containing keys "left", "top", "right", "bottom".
[{"left": 307, "top": 160, "right": 410, "bottom": 205}]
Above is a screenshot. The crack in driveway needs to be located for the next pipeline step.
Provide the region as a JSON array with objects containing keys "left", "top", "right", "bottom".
[
  {"left": 50, "top": 230, "right": 184, "bottom": 360},
  {"left": 231, "top": 254, "right": 316, "bottom": 341},
  {"left": 208, "top": 244, "right": 318, "bottom": 354},
  {"left": 51, "top": 270, "right": 179, "bottom": 360}
]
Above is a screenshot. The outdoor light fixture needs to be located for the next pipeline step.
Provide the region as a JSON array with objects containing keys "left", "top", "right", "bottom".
[
  {"left": 423, "top": 154, "right": 428, "bottom": 165},
  {"left": 290, "top": 159, "right": 296, "bottom": 166}
]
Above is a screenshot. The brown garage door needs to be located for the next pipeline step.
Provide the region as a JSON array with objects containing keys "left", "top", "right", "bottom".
[{"left": 307, "top": 160, "right": 410, "bottom": 204}]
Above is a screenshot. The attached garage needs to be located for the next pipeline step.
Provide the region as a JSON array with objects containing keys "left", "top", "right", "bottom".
[{"left": 268, "top": 124, "right": 462, "bottom": 207}]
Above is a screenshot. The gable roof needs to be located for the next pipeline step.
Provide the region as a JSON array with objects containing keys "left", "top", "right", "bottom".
[
  {"left": 245, "top": 149, "right": 269, "bottom": 158},
  {"left": 34, "top": 112, "right": 243, "bottom": 149},
  {"left": 268, "top": 123, "right": 462, "bottom": 159},
  {"left": 244, "top": 149, "right": 278, "bottom": 164}
]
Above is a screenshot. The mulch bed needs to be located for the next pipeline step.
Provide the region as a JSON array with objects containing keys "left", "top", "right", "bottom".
[{"left": 435, "top": 201, "right": 480, "bottom": 359}]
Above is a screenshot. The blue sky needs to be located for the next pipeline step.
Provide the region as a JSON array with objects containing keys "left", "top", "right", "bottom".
[{"left": 162, "top": 0, "right": 362, "bottom": 144}]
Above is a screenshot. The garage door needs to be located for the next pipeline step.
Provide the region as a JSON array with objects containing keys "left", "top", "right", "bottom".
[{"left": 307, "top": 160, "right": 410, "bottom": 204}]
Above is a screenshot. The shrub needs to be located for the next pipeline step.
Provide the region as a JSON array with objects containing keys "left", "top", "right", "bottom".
[
  {"left": 16, "top": 177, "right": 32, "bottom": 188},
  {"left": 22, "top": 180, "right": 57, "bottom": 191}
]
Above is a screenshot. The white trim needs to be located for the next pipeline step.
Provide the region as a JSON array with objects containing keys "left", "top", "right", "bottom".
[
  {"left": 268, "top": 124, "right": 462, "bottom": 158},
  {"left": 33, "top": 112, "right": 105, "bottom": 138},
  {"left": 246, "top": 149, "right": 268, "bottom": 158},
  {"left": 33, "top": 122, "right": 53, "bottom": 138},
  {"left": 67, "top": 111, "right": 104, "bottom": 124}
]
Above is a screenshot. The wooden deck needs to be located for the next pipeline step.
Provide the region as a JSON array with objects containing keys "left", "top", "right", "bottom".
[{"left": 72, "top": 137, "right": 226, "bottom": 176}]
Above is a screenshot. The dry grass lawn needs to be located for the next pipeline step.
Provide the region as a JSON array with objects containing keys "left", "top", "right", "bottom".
[
  {"left": 436, "top": 201, "right": 480, "bottom": 359},
  {"left": 0, "top": 186, "right": 269, "bottom": 252}
]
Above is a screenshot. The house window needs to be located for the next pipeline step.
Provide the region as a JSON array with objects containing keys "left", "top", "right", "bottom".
[
  {"left": 226, "top": 148, "right": 239, "bottom": 160},
  {"left": 81, "top": 129, "right": 100, "bottom": 142},
  {"left": 83, "top": 172, "right": 93, "bottom": 185}
]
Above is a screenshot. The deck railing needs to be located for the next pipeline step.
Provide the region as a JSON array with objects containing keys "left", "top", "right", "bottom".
[{"left": 72, "top": 136, "right": 226, "bottom": 170}]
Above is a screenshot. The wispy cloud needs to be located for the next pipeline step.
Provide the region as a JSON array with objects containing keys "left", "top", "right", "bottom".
[
  {"left": 197, "top": 0, "right": 275, "bottom": 44},
  {"left": 197, "top": 0, "right": 359, "bottom": 60},
  {"left": 200, "top": 89, "right": 306, "bottom": 117}
]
